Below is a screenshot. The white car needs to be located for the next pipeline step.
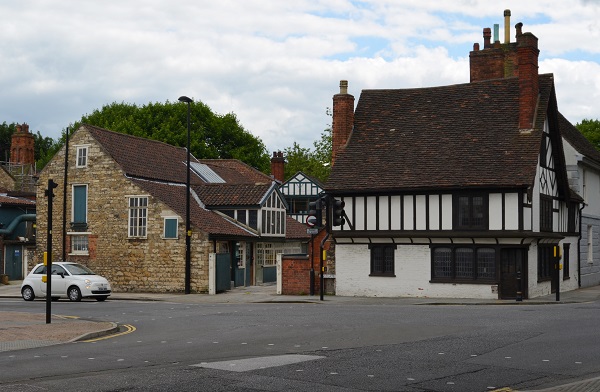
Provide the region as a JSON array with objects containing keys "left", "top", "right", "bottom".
[{"left": 21, "top": 262, "right": 111, "bottom": 302}]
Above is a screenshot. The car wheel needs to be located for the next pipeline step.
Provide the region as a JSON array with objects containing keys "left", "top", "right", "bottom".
[
  {"left": 21, "top": 286, "right": 35, "bottom": 301},
  {"left": 96, "top": 296, "right": 107, "bottom": 302},
  {"left": 68, "top": 286, "right": 82, "bottom": 302}
]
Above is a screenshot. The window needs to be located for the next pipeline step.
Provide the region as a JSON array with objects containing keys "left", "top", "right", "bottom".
[
  {"left": 71, "top": 235, "right": 89, "bottom": 254},
  {"left": 261, "top": 193, "right": 286, "bottom": 235},
  {"left": 431, "top": 246, "right": 497, "bottom": 282},
  {"left": 540, "top": 195, "right": 553, "bottom": 232},
  {"left": 128, "top": 196, "right": 148, "bottom": 238},
  {"left": 588, "top": 225, "right": 593, "bottom": 264},
  {"left": 72, "top": 185, "right": 88, "bottom": 224},
  {"left": 369, "top": 244, "right": 396, "bottom": 276},
  {"left": 163, "top": 217, "right": 178, "bottom": 239},
  {"left": 538, "top": 245, "right": 555, "bottom": 281},
  {"left": 563, "top": 244, "right": 570, "bottom": 280},
  {"left": 76, "top": 146, "right": 88, "bottom": 168},
  {"left": 453, "top": 194, "right": 488, "bottom": 230}
]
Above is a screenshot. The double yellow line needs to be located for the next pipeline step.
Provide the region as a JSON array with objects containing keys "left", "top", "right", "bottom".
[{"left": 83, "top": 324, "right": 136, "bottom": 342}]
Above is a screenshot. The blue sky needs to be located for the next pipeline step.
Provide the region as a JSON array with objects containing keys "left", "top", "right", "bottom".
[{"left": 1, "top": 1, "right": 600, "bottom": 153}]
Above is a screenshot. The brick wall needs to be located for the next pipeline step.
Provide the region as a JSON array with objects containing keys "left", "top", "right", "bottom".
[
  {"left": 332, "top": 80, "right": 354, "bottom": 166},
  {"left": 281, "top": 255, "right": 315, "bottom": 295}
]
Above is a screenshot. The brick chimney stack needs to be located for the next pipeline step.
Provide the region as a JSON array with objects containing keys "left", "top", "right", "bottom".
[
  {"left": 468, "top": 10, "right": 540, "bottom": 130},
  {"left": 516, "top": 25, "right": 539, "bottom": 130},
  {"left": 10, "top": 123, "right": 35, "bottom": 166},
  {"left": 332, "top": 80, "right": 354, "bottom": 166},
  {"left": 270, "top": 151, "right": 285, "bottom": 182}
]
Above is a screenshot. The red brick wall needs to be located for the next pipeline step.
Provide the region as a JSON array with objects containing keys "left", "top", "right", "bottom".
[
  {"left": 332, "top": 81, "right": 354, "bottom": 166},
  {"left": 10, "top": 124, "right": 35, "bottom": 166},
  {"left": 270, "top": 151, "right": 285, "bottom": 182},
  {"left": 282, "top": 228, "right": 333, "bottom": 295},
  {"left": 282, "top": 255, "right": 315, "bottom": 295},
  {"left": 517, "top": 32, "right": 539, "bottom": 130}
]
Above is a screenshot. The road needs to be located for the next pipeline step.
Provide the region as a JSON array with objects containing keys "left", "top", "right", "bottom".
[{"left": 1, "top": 297, "right": 600, "bottom": 391}]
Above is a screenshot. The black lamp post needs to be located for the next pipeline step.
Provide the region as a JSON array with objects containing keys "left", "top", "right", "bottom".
[{"left": 178, "top": 95, "right": 193, "bottom": 294}]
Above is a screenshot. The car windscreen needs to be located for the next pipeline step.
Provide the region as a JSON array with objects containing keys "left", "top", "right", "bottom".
[{"left": 63, "top": 263, "right": 96, "bottom": 275}]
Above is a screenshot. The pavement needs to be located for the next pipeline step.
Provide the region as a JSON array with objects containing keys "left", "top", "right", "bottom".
[{"left": 2, "top": 281, "right": 600, "bottom": 391}]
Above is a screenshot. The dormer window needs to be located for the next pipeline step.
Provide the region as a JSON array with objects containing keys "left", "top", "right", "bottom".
[{"left": 76, "top": 145, "right": 89, "bottom": 168}]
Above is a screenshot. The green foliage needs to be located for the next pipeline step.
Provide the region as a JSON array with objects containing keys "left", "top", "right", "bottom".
[
  {"left": 0, "top": 122, "right": 17, "bottom": 161},
  {"left": 576, "top": 119, "right": 600, "bottom": 151},
  {"left": 77, "top": 101, "right": 270, "bottom": 172},
  {"left": 283, "top": 128, "right": 332, "bottom": 183},
  {"left": 0, "top": 122, "right": 60, "bottom": 170}
]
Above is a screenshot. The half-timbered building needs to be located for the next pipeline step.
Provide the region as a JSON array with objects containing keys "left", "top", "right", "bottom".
[
  {"left": 325, "top": 16, "right": 583, "bottom": 299},
  {"left": 280, "top": 171, "right": 325, "bottom": 224}
]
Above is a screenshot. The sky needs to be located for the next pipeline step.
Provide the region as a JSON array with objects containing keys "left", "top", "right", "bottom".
[{"left": 2, "top": 1, "right": 600, "bottom": 154}]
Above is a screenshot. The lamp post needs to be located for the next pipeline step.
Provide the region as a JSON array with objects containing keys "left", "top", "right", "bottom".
[{"left": 178, "top": 95, "right": 193, "bottom": 294}]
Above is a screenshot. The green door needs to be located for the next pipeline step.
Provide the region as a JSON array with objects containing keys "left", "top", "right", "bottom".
[{"left": 5, "top": 245, "right": 23, "bottom": 280}]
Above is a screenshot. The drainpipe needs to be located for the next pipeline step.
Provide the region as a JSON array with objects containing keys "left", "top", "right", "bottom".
[{"left": 578, "top": 203, "right": 584, "bottom": 287}]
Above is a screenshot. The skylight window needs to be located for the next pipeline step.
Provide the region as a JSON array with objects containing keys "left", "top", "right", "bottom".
[{"left": 190, "top": 162, "right": 225, "bottom": 183}]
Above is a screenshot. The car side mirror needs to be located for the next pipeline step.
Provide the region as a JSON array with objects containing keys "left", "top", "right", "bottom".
[{"left": 59, "top": 272, "right": 65, "bottom": 278}]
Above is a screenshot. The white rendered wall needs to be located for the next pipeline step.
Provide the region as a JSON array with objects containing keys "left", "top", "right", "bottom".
[{"left": 335, "top": 244, "right": 498, "bottom": 299}]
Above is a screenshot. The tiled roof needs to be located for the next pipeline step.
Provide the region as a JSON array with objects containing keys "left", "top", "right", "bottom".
[
  {"left": 285, "top": 216, "right": 311, "bottom": 240},
  {"left": 198, "top": 159, "right": 273, "bottom": 184},
  {"left": 193, "top": 183, "right": 272, "bottom": 207},
  {"left": 0, "top": 194, "right": 36, "bottom": 207},
  {"left": 85, "top": 124, "right": 203, "bottom": 185},
  {"left": 327, "top": 75, "right": 556, "bottom": 193},
  {"left": 559, "top": 112, "right": 600, "bottom": 165},
  {"left": 131, "top": 179, "right": 257, "bottom": 238}
]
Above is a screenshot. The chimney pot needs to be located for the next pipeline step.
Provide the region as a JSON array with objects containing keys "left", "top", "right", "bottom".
[
  {"left": 339, "top": 80, "right": 348, "bottom": 95},
  {"left": 504, "top": 9, "right": 511, "bottom": 44},
  {"left": 483, "top": 28, "right": 492, "bottom": 48},
  {"left": 473, "top": 42, "right": 480, "bottom": 51},
  {"left": 515, "top": 22, "right": 523, "bottom": 37}
]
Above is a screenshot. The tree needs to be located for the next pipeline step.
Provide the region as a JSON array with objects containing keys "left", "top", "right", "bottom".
[
  {"left": 76, "top": 101, "right": 271, "bottom": 172},
  {"left": 576, "top": 119, "right": 600, "bottom": 151},
  {"left": 283, "top": 128, "right": 332, "bottom": 183}
]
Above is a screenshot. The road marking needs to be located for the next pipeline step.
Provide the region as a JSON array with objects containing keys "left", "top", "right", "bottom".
[
  {"left": 82, "top": 324, "right": 136, "bottom": 342},
  {"left": 192, "top": 354, "right": 324, "bottom": 372}
]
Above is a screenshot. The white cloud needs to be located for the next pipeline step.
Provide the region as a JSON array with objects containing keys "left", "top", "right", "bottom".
[{"left": 0, "top": 0, "right": 599, "bottom": 153}]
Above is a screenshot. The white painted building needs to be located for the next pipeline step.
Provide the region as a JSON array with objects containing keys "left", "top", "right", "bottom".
[{"left": 325, "top": 16, "right": 582, "bottom": 299}]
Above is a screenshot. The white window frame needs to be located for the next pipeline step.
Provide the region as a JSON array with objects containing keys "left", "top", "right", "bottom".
[
  {"left": 163, "top": 216, "right": 179, "bottom": 239},
  {"left": 68, "top": 233, "right": 90, "bottom": 255},
  {"left": 128, "top": 196, "right": 149, "bottom": 238},
  {"left": 76, "top": 145, "right": 90, "bottom": 168}
]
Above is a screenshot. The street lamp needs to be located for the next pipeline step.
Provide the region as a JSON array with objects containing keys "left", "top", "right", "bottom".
[{"left": 178, "top": 95, "right": 193, "bottom": 294}]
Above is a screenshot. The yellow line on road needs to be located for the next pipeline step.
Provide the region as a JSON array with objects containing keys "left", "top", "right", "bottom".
[{"left": 83, "top": 324, "right": 136, "bottom": 342}]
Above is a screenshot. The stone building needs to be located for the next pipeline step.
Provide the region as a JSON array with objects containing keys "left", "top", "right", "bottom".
[{"left": 35, "top": 124, "right": 308, "bottom": 293}]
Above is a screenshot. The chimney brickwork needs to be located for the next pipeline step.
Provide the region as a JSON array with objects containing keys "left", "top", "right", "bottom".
[
  {"left": 469, "top": 11, "right": 539, "bottom": 130},
  {"left": 516, "top": 31, "right": 539, "bottom": 130},
  {"left": 332, "top": 80, "right": 354, "bottom": 166},
  {"left": 270, "top": 151, "right": 285, "bottom": 182},
  {"left": 11, "top": 123, "right": 35, "bottom": 166}
]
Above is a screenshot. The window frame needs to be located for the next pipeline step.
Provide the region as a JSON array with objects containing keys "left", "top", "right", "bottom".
[
  {"left": 540, "top": 195, "right": 553, "bottom": 232},
  {"left": 431, "top": 245, "right": 498, "bottom": 283},
  {"left": 369, "top": 244, "right": 397, "bottom": 277},
  {"left": 72, "top": 184, "right": 88, "bottom": 225},
  {"left": 563, "top": 243, "right": 570, "bottom": 280},
  {"left": 163, "top": 217, "right": 178, "bottom": 239},
  {"left": 537, "top": 245, "right": 555, "bottom": 282},
  {"left": 70, "top": 234, "right": 90, "bottom": 255},
  {"left": 453, "top": 193, "right": 489, "bottom": 230},
  {"left": 128, "top": 196, "right": 149, "bottom": 238},
  {"left": 76, "top": 145, "right": 89, "bottom": 168}
]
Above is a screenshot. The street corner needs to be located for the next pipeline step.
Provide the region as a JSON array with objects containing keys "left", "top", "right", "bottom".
[{"left": 0, "top": 311, "right": 119, "bottom": 352}]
